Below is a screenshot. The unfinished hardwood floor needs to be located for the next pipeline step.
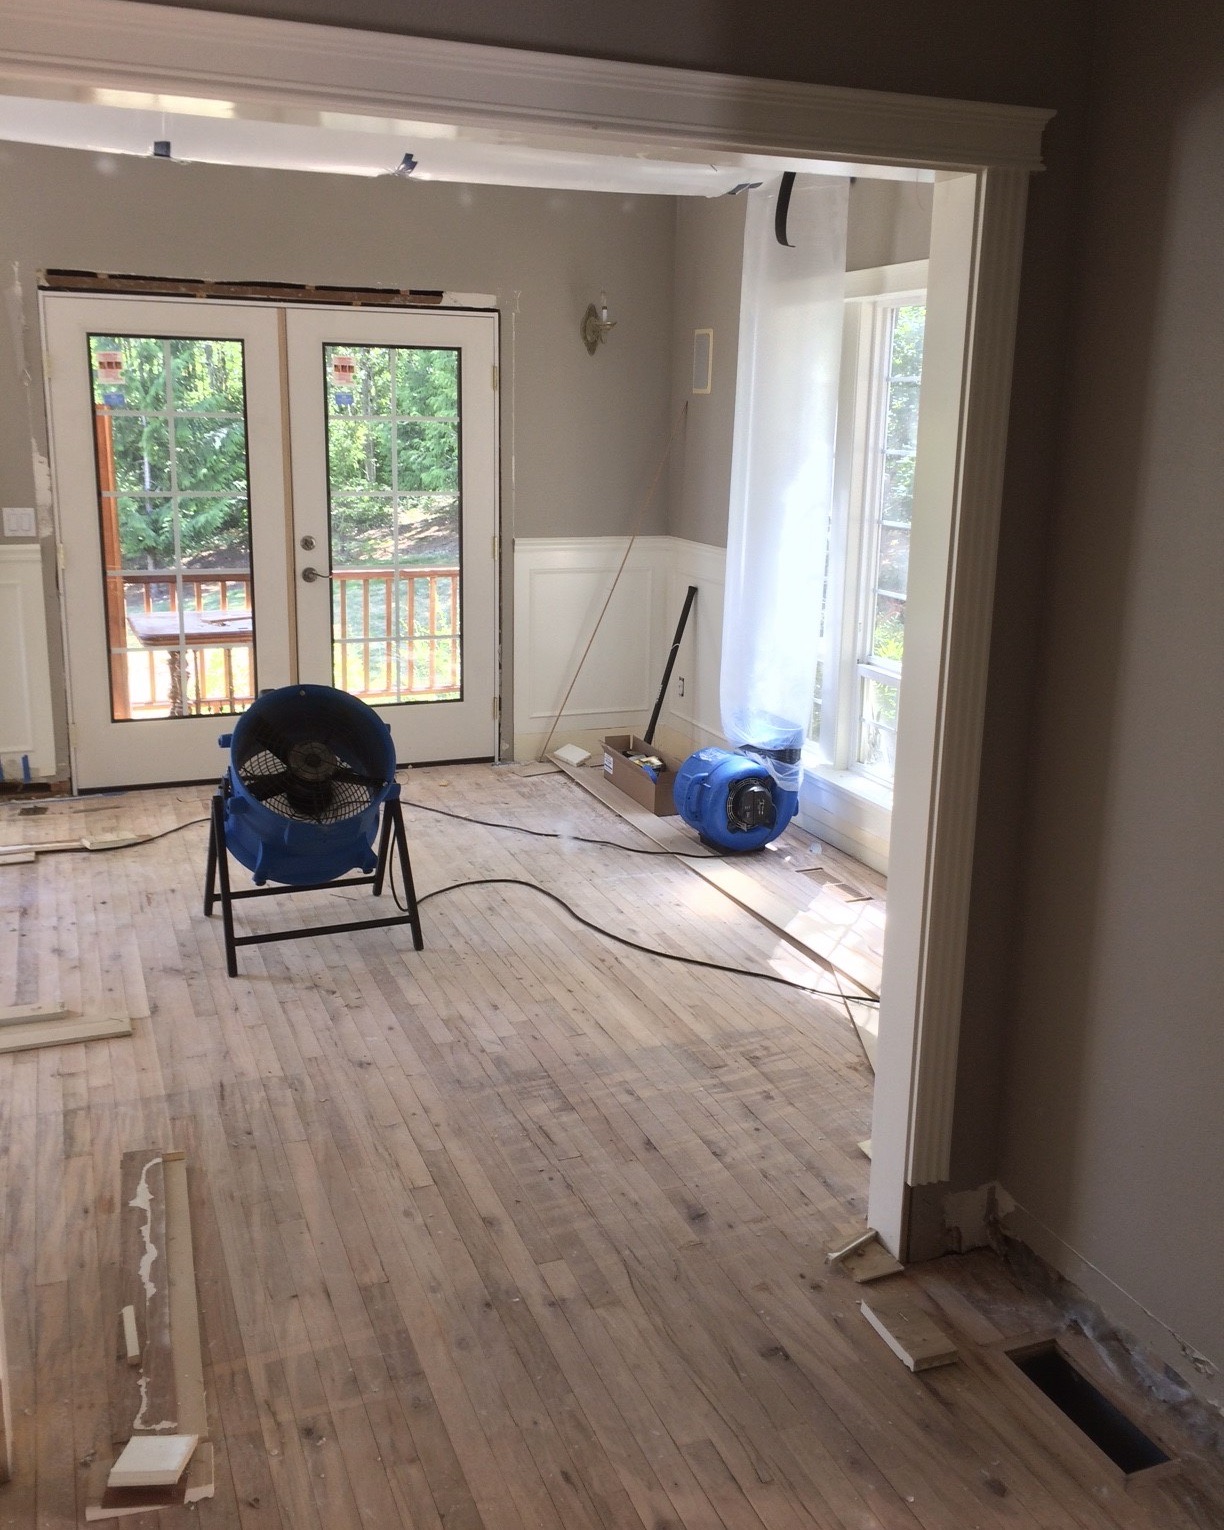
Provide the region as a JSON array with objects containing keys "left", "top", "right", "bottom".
[{"left": 1, "top": 765, "right": 1222, "bottom": 1528}]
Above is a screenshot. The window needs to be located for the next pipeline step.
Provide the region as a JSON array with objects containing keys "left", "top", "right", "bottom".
[{"left": 809, "top": 283, "right": 926, "bottom": 795}]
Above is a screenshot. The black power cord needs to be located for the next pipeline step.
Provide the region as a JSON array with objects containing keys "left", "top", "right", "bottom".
[
  {"left": 389, "top": 868, "right": 879, "bottom": 1011},
  {"left": 400, "top": 795, "right": 723, "bottom": 859}
]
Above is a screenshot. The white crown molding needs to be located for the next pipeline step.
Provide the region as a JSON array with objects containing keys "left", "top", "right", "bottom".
[{"left": 0, "top": 0, "right": 1052, "bottom": 173}]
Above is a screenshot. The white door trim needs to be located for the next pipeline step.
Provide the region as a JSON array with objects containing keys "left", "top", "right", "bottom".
[
  {"left": 4, "top": 0, "right": 1049, "bottom": 1257},
  {"left": 0, "top": 0, "right": 1051, "bottom": 172},
  {"left": 41, "top": 291, "right": 293, "bottom": 788}
]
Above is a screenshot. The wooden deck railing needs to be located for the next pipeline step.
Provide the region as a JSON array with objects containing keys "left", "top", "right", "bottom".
[{"left": 112, "top": 566, "right": 460, "bottom": 718}]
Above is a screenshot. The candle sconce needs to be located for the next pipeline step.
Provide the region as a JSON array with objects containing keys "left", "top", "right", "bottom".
[{"left": 581, "top": 292, "right": 616, "bottom": 355}]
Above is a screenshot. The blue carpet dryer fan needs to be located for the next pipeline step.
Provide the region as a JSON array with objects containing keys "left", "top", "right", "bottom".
[
  {"left": 673, "top": 745, "right": 800, "bottom": 852},
  {"left": 203, "top": 683, "right": 423, "bottom": 976}
]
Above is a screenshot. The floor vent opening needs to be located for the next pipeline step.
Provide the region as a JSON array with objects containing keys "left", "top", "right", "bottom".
[{"left": 1011, "top": 1343, "right": 1171, "bottom": 1475}]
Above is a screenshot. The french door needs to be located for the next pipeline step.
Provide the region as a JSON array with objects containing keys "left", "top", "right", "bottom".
[{"left": 42, "top": 293, "right": 498, "bottom": 788}]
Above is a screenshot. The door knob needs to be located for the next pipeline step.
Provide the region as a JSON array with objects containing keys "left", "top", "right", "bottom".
[{"left": 300, "top": 566, "right": 333, "bottom": 583}]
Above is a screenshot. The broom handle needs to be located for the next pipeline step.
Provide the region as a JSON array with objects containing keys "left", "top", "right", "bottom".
[{"left": 644, "top": 585, "right": 698, "bottom": 747}]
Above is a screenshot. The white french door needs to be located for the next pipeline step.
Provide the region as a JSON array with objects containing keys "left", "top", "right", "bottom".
[{"left": 42, "top": 293, "right": 498, "bottom": 789}]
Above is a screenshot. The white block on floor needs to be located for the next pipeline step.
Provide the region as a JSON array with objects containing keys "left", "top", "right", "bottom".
[{"left": 107, "top": 1433, "right": 198, "bottom": 1488}]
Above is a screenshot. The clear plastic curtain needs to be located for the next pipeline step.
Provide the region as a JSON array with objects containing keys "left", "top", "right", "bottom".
[{"left": 720, "top": 175, "right": 848, "bottom": 789}]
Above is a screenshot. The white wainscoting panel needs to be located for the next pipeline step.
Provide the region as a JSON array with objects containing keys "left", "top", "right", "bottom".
[
  {"left": 513, "top": 535, "right": 726, "bottom": 762},
  {"left": 0, "top": 544, "right": 56, "bottom": 778},
  {"left": 658, "top": 538, "right": 725, "bottom": 756}
]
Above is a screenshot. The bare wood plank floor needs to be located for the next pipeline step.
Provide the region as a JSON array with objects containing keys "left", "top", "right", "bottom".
[{"left": 1, "top": 766, "right": 1222, "bottom": 1528}]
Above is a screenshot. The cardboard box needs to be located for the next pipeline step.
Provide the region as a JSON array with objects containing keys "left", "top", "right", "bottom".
[{"left": 601, "top": 734, "right": 683, "bottom": 816}]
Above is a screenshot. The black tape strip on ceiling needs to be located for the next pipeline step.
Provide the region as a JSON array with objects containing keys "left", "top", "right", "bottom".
[{"left": 775, "top": 171, "right": 797, "bottom": 247}]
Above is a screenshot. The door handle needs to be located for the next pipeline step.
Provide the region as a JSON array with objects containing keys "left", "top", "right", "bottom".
[{"left": 300, "top": 566, "right": 334, "bottom": 583}]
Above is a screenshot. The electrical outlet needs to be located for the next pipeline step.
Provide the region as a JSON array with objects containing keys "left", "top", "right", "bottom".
[
  {"left": 677, "top": 676, "right": 686, "bottom": 697},
  {"left": 2, "top": 506, "right": 37, "bottom": 538}
]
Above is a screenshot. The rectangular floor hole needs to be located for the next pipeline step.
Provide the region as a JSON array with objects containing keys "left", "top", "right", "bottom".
[{"left": 1012, "top": 1344, "right": 1171, "bottom": 1474}]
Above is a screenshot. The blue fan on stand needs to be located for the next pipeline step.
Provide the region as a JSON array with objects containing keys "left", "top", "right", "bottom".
[{"left": 203, "top": 684, "right": 423, "bottom": 976}]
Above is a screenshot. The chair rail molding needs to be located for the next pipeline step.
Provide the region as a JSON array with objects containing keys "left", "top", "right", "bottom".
[{"left": 0, "top": 0, "right": 1051, "bottom": 1259}]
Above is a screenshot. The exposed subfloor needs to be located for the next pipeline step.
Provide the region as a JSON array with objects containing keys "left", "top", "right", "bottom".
[{"left": 1, "top": 765, "right": 1221, "bottom": 1527}]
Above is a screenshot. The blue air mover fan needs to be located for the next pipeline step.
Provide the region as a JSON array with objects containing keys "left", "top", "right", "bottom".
[
  {"left": 203, "top": 684, "right": 423, "bottom": 976},
  {"left": 673, "top": 746, "right": 799, "bottom": 852}
]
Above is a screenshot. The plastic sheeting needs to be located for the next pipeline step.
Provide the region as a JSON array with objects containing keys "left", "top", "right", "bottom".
[{"left": 720, "top": 175, "right": 848, "bottom": 789}]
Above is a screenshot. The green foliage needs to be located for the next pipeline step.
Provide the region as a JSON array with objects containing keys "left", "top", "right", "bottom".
[
  {"left": 93, "top": 336, "right": 250, "bottom": 571},
  {"left": 92, "top": 337, "right": 463, "bottom": 574},
  {"left": 325, "top": 345, "right": 460, "bottom": 568}
]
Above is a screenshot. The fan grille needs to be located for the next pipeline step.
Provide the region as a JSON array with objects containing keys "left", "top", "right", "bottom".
[{"left": 235, "top": 726, "right": 389, "bottom": 825}]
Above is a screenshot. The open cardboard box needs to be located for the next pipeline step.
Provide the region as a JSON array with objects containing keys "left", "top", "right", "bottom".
[{"left": 601, "top": 734, "right": 683, "bottom": 816}]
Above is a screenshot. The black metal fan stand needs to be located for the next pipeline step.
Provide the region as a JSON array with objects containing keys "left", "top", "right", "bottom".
[{"left": 203, "top": 779, "right": 424, "bottom": 978}]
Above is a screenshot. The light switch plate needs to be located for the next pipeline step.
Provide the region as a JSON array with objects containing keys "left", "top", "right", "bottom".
[{"left": 2, "top": 506, "right": 36, "bottom": 538}]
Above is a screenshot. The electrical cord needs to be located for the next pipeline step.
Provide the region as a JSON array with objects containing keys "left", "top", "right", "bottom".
[
  {"left": 388, "top": 868, "right": 879, "bottom": 1010},
  {"left": 400, "top": 795, "right": 723, "bottom": 858}
]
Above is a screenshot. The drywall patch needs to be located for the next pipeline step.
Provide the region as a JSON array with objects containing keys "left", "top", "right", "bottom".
[{"left": 944, "top": 1180, "right": 1015, "bottom": 1252}]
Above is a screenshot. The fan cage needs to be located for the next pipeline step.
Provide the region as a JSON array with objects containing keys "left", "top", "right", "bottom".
[{"left": 231, "top": 699, "right": 394, "bottom": 826}]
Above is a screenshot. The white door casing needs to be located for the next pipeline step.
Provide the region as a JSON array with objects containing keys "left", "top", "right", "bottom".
[
  {"left": 42, "top": 292, "right": 293, "bottom": 789},
  {"left": 5, "top": 0, "right": 1048, "bottom": 1257},
  {"left": 44, "top": 293, "right": 499, "bottom": 788}
]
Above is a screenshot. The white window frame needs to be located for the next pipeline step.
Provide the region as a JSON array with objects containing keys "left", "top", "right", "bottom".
[{"left": 801, "top": 260, "right": 928, "bottom": 869}]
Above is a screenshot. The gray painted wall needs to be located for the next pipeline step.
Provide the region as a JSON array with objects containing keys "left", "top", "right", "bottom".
[
  {"left": 0, "top": 141, "right": 676, "bottom": 772},
  {"left": 666, "top": 178, "right": 931, "bottom": 550},
  {"left": 0, "top": 141, "right": 675, "bottom": 543},
  {"left": 999, "top": 0, "right": 1224, "bottom": 1381},
  {"left": 667, "top": 194, "right": 745, "bottom": 549}
]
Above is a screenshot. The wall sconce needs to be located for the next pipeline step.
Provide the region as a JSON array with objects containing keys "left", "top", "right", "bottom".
[{"left": 581, "top": 292, "right": 616, "bottom": 355}]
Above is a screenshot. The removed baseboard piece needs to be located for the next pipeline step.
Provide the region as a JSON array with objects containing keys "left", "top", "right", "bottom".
[
  {"left": 0, "top": 1013, "right": 133, "bottom": 1054},
  {"left": 0, "top": 1003, "right": 70, "bottom": 1029},
  {"left": 499, "top": 760, "right": 559, "bottom": 777},
  {"left": 826, "top": 1226, "right": 905, "bottom": 1284},
  {"left": 860, "top": 1294, "right": 958, "bottom": 1372},
  {"left": 108, "top": 1432, "right": 198, "bottom": 1488},
  {"left": 81, "top": 834, "right": 146, "bottom": 851},
  {"left": 842, "top": 1241, "right": 905, "bottom": 1283},
  {"left": 827, "top": 1228, "right": 878, "bottom": 1265},
  {"left": 0, "top": 849, "right": 36, "bottom": 865}
]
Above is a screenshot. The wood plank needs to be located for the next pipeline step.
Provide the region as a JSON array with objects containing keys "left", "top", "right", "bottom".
[
  {"left": 860, "top": 1294, "right": 959, "bottom": 1372},
  {"left": 163, "top": 1152, "right": 208, "bottom": 1439},
  {"left": 0, "top": 1014, "right": 133, "bottom": 1055},
  {"left": 117, "top": 1149, "right": 177, "bottom": 1438}
]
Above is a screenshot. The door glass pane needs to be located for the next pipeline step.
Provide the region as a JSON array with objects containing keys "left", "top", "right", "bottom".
[
  {"left": 89, "top": 335, "right": 255, "bottom": 722},
  {"left": 324, "top": 344, "right": 461, "bottom": 704}
]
